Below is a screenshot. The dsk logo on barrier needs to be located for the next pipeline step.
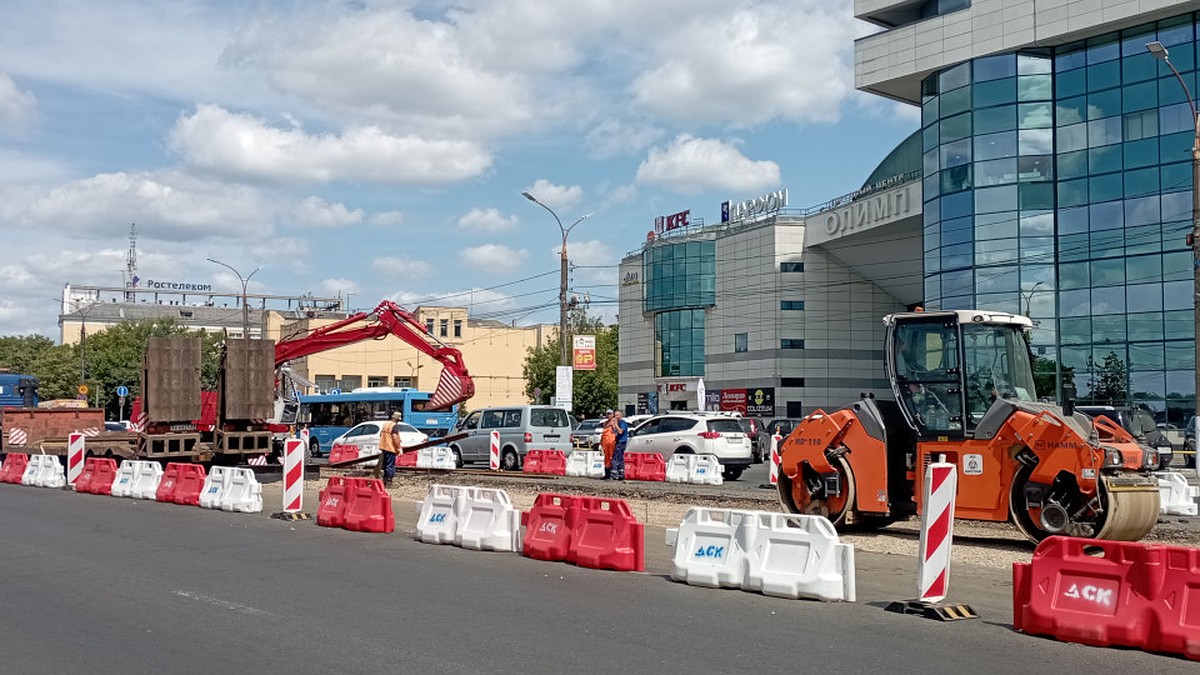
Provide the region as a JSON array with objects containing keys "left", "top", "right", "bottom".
[
  {"left": 1063, "top": 583, "right": 1114, "bottom": 607},
  {"left": 538, "top": 522, "right": 558, "bottom": 534},
  {"left": 324, "top": 497, "right": 339, "bottom": 507},
  {"left": 695, "top": 545, "right": 725, "bottom": 558}
]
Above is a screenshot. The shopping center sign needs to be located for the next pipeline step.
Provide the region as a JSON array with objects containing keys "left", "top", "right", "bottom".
[{"left": 721, "top": 189, "right": 788, "bottom": 223}]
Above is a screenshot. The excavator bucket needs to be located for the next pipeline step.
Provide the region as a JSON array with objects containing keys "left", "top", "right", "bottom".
[{"left": 427, "top": 365, "right": 475, "bottom": 411}]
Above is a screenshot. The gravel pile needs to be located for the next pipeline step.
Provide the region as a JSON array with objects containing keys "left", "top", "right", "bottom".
[{"left": 315, "top": 467, "right": 1200, "bottom": 570}]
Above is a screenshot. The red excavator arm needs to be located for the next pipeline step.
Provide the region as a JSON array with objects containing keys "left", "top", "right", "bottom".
[{"left": 274, "top": 301, "right": 474, "bottom": 411}]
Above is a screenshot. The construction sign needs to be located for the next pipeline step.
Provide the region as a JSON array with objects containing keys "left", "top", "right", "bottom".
[{"left": 573, "top": 335, "right": 596, "bottom": 371}]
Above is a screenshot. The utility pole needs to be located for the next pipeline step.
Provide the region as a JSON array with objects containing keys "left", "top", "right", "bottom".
[
  {"left": 521, "top": 191, "right": 592, "bottom": 366},
  {"left": 206, "top": 258, "right": 262, "bottom": 338},
  {"left": 1148, "top": 41, "right": 1200, "bottom": 429}
]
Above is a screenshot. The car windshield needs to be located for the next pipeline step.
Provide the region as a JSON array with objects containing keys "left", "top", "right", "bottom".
[{"left": 396, "top": 422, "right": 419, "bottom": 434}]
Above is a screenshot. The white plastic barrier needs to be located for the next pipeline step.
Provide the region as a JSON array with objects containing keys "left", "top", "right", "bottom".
[
  {"left": 199, "top": 466, "right": 232, "bottom": 509},
  {"left": 456, "top": 487, "right": 522, "bottom": 552},
  {"left": 21, "top": 454, "right": 65, "bottom": 489},
  {"left": 1156, "top": 470, "right": 1199, "bottom": 517},
  {"left": 111, "top": 461, "right": 137, "bottom": 498},
  {"left": 691, "top": 455, "right": 724, "bottom": 486},
  {"left": 566, "top": 450, "right": 605, "bottom": 478},
  {"left": 666, "top": 507, "right": 855, "bottom": 602},
  {"left": 417, "top": 484, "right": 465, "bottom": 544},
  {"left": 665, "top": 454, "right": 724, "bottom": 485},
  {"left": 219, "top": 468, "right": 263, "bottom": 513},
  {"left": 130, "top": 462, "right": 164, "bottom": 500},
  {"left": 416, "top": 447, "right": 457, "bottom": 470}
]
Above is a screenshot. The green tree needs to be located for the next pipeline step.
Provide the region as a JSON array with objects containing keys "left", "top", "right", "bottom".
[
  {"left": 1086, "top": 351, "right": 1129, "bottom": 405},
  {"left": 522, "top": 310, "right": 619, "bottom": 419},
  {"left": 29, "top": 344, "right": 79, "bottom": 400},
  {"left": 0, "top": 335, "right": 57, "bottom": 374}
]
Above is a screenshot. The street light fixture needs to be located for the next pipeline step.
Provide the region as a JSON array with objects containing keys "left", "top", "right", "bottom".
[
  {"left": 1146, "top": 40, "right": 1200, "bottom": 431},
  {"left": 206, "top": 257, "right": 262, "bottom": 338},
  {"left": 521, "top": 191, "right": 593, "bottom": 367}
]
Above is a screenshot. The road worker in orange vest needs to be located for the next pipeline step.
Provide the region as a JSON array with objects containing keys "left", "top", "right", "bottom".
[{"left": 379, "top": 411, "right": 403, "bottom": 485}]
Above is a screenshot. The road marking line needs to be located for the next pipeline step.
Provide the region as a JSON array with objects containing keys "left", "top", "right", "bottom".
[{"left": 172, "top": 590, "right": 271, "bottom": 616}]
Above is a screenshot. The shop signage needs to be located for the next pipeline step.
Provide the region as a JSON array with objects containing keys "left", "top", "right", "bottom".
[
  {"left": 721, "top": 189, "right": 788, "bottom": 223},
  {"left": 655, "top": 210, "right": 690, "bottom": 233}
]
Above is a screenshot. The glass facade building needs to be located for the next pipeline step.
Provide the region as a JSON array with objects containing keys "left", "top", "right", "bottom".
[
  {"left": 919, "top": 11, "right": 1199, "bottom": 423},
  {"left": 643, "top": 240, "right": 716, "bottom": 377}
]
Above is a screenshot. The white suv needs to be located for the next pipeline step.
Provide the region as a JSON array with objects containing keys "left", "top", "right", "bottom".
[{"left": 626, "top": 414, "right": 752, "bottom": 480}]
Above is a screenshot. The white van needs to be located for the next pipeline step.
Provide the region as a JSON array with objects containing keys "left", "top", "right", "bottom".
[{"left": 449, "top": 405, "right": 572, "bottom": 470}]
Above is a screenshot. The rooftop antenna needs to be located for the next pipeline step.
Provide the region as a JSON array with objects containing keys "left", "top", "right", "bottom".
[{"left": 125, "top": 223, "right": 138, "bottom": 302}]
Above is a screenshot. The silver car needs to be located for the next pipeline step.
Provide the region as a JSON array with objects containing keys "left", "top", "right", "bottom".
[
  {"left": 449, "top": 405, "right": 572, "bottom": 470},
  {"left": 626, "top": 413, "right": 753, "bottom": 480},
  {"left": 570, "top": 419, "right": 605, "bottom": 449}
]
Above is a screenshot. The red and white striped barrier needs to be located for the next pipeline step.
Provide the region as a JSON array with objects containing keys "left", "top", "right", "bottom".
[
  {"left": 489, "top": 430, "right": 501, "bottom": 471},
  {"left": 300, "top": 427, "right": 310, "bottom": 450},
  {"left": 67, "top": 432, "right": 86, "bottom": 486},
  {"left": 130, "top": 412, "right": 148, "bottom": 433},
  {"left": 769, "top": 434, "right": 782, "bottom": 485},
  {"left": 916, "top": 459, "right": 957, "bottom": 603},
  {"left": 282, "top": 438, "right": 304, "bottom": 513}
]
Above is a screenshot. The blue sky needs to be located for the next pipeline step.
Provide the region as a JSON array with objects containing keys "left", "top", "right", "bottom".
[{"left": 0, "top": 0, "right": 917, "bottom": 338}]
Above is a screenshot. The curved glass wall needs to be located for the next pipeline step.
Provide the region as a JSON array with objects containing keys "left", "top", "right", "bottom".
[
  {"left": 643, "top": 240, "right": 716, "bottom": 312},
  {"left": 918, "top": 12, "right": 1199, "bottom": 424}
]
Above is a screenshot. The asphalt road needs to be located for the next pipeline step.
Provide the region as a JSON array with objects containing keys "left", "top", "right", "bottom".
[{"left": 2, "top": 483, "right": 1195, "bottom": 674}]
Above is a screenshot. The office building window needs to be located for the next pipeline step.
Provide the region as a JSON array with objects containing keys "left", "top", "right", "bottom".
[
  {"left": 734, "top": 332, "right": 748, "bottom": 353},
  {"left": 367, "top": 376, "right": 387, "bottom": 388},
  {"left": 781, "top": 339, "right": 805, "bottom": 350},
  {"left": 644, "top": 240, "right": 716, "bottom": 312},
  {"left": 392, "top": 377, "right": 413, "bottom": 388},
  {"left": 780, "top": 262, "right": 804, "bottom": 272},
  {"left": 654, "top": 308, "right": 706, "bottom": 376},
  {"left": 781, "top": 300, "right": 805, "bottom": 311},
  {"left": 339, "top": 375, "right": 362, "bottom": 392},
  {"left": 315, "top": 375, "right": 337, "bottom": 393},
  {"left": 425, "top": 318, "right": 434, "bottom": 334},
  {"left": 439, "top": 319, "right": 449, "bottom": 337},
  {"left": 781, "top": 377, "right": 806, "bottom": 388}
]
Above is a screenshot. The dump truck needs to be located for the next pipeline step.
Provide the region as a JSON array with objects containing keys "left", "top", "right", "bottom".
[{"left": 777, "top": 309, "right": 1161, "bottom": 542}]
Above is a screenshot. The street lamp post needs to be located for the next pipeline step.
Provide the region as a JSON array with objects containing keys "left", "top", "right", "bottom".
[
  {"left": 206, "top": 257, "right": 262, "bottom": 338},
  {"left": 521, "top": 192, "right": 592, "bottom": 366},
  {"left": 1147, "top": 41, "right": 1200, "bottom": 429}
]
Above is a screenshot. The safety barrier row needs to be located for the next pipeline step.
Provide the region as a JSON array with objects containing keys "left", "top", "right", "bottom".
[
  {"left": 111, "top": 460, "right": 164, "bottom": 499},
  {"left": 665, "top": 508, "right": 856, "bottom": 602},
  {"left": 0, "top": 453, "right": 30, "bottom": 483},
  {"left": 522, "top": 450, "right": 567, "bottom": 476},
  {"left": 1155, "top": 470, "right": 1199, "bottom": 516},
  {"left": 198, "top": 466, "right": 264, "bottom": 513},
  {"left": 665, "top": 454, "right": 724, "bottom": 486},
  {"left": 316, "top": 477, "right": 394, "bottom": 533},
  {"left": 1014, "top": 536, "right": 1200, "bottom": 661},
  {"left": 566, "top": 450, "right": 605, "bottom": 478},
  {"left": 21, "top": 454, "right": 66, "bottom": 489},
  {"left": 416, "top": 484, "right": 522, "bottom": 552},
  {"left": 624, "top": 452, "right": 666, "bottom": 482},
  {"left": 522, "top": 493, "right": 645, "bottom": 572}
]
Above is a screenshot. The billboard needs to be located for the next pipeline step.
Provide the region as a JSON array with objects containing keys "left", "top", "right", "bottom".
[{"left": 572, "top": 335, "right": 596, "bottom": 371}]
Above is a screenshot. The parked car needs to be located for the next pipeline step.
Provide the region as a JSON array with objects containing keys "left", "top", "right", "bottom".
[
  {"left": 756, "top": 418, "right": 803, "bottom": 461},
  {"left": 737, "top": 417, "right": 761, "bottom": 461},
  {"left": 625, "top": 413, "right": 753, "bottom": 481},
  {"left": 1075, "top": 405, "right": 1172, "bottom": 471},
  {"left": 449, "top": 405, "right": 572, "bottom": 470},
  {"left": 330, "top": 420, "right": 428, "bottom": 460},
  {"left": 622, "top": 414, "right": 654, "bottom": 430},
  {"left": 571, "top": 418, "right": 605, "bottom": 449}
]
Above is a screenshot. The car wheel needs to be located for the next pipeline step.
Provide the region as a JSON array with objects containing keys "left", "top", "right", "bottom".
[
  {"left": 722, "top": 467, "right": 745, "bottom": 481},
  {"left": 501, "top": 448, "right": 519, "bottom": 471},
  {"left": 450, "top": 446, "right": 463, "bottom": 469}
]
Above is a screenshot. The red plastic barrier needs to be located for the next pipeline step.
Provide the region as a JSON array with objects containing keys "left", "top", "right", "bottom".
[
  {"left": 570, "top": 497, "right": 644, "bottom": 572},
  {"left": 522, "top": 493, "right": 577, "bottom": 561},
  {"left": 344, "top": 478, "right": 394, "bottom": 533},
  {"left": 75, "top": 457, "right": 101, "bottom": 494},
  {"left": 87, "top": 458, "right": 118, "bottom": 495},
  {"left": 171, "top": 464, "right": 207, "bottom": 506},
  {"left": 316, "top": 476, "right": 352, "bottom": 528},
  {"left": 156, "top": 463, "right": 184, "bottom": 502},
  {"left": 1013, "top": 536, "right": 1198, "bottom": 660},
  {"left": 328, "top": 444, "right": 359, "bottom": 464},
  {"left": 0, "top": 453, "right": 29, "bottom": 484},
  {"left": 624, "top": 452, "right": 666, "bottom": 481},
  {"left": 522, "top": 450, "right": 567, "bottom": 476},
  {"left": 396, "top": 451, "right": 418, "bottom": 468}
]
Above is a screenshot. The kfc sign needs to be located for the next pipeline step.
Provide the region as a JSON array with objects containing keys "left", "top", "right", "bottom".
[
  {"left": 666, "top": 383, "right": 687, "bottom": 392},
  {"left": 655, "top": 210, "right": 690, "bottom": 233}
]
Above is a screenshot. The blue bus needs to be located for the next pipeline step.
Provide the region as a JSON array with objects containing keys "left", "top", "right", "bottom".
[
  {"left": 0, "top": 373, "right": 38, "bottom": 408},
  {"left": 297, "top": 387, "right": 458, "bottom": 456}
]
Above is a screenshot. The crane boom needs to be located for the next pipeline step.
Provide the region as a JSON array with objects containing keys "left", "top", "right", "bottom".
[{"left": 274, "top": 301, "right": 475, "bottom": 410}]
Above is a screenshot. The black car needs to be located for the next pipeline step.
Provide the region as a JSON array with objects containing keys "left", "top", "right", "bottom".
[{"left": 754, "top": 418, "right": 802, "bottom": 462}]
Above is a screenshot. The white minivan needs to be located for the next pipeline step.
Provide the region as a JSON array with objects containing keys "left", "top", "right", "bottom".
[{"left": 449, "top": 405, "right": 572, "bottom": 470}]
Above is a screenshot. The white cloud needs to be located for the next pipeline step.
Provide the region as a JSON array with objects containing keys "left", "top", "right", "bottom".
[
  {"left": 169, "top": 104, "right": 493, "bottom": 186},
  {"left": 631, "top": 3, "right": 857, "bottom": 126},
  {"left": 319, "top": 277, "right": 359, "bottom": 298},
  {"left": 369, "top": 211, "right": 405, "bottom": 226},
  {"left": 523, "top": 178, "right": 582, "bottom": 212},
  {"left": 461, "top": 244, "right": 529, "bottom": 274},
  {"left": 585, "top": 119, "right": 664, "bottom": 159},
  {"left": 0, "top": 71, "right": 37, "bottom": 132},
  {"left": 0, "top": 150, "right": 71, "bottom": 184},
  {"left": 457, "top": 207, "right": 518, "bottom": 233},
  {"left": 372, "top": 256, "right": 433, "bottom": 279},
  {"left": 289, "top": 196, "right": 363, "bottom": 228},
  {"left": 635, "top": 134, "right": 780, "bottom": 194}
]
